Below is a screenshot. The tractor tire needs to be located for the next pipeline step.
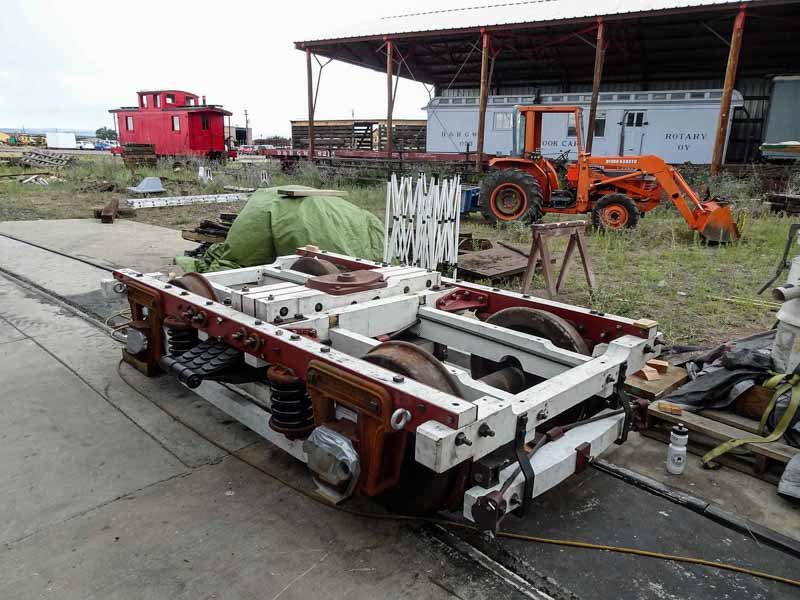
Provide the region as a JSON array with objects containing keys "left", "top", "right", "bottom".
[
  {"left": 480, "top": 168, "right": 543, "bottom": 225},
  {"left": 591, "top": 194, "right": 639, "bottom": 232}
]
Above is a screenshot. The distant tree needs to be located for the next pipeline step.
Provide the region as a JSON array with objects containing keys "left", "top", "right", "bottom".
[
  {"left": 95, "top": 126, "right": 117, "bottom": 140},
  {"left": 254, "top": 135, "right": 290, "bottom": 147}
]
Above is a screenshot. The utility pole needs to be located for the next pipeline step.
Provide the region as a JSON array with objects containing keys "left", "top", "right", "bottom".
[{"left": 244, "top": 109, "right": 251, "bottom": 144}]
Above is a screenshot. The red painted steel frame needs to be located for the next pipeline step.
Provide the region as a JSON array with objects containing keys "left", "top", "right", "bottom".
[
  {"left": 116, "top": 273, "right": 463, "bottom": 431},
  {"left": 453, "top": 281, "right": 651, "bottom": 344}
]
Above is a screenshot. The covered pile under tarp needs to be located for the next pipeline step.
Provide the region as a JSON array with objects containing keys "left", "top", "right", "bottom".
[{"left": 176, "top": 185, "right": 384, "bottom": 273}]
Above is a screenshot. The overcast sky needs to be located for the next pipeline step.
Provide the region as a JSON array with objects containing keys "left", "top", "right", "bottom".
[{"left": 0, "top": 0, "right": 479, "bottom": 136}]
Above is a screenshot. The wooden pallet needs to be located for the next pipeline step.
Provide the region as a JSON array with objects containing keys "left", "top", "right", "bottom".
[{"left": 644, "top": 403, "right": 798, "bottom": 483}]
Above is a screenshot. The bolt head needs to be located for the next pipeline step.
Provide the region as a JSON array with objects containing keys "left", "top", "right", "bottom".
[{"left": 392, "top": 375, "right": 404, "bottom": 383}]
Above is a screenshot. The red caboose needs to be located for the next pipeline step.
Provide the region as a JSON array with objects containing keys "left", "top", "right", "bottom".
[{"left": 110, "top": 90, "right": 232, "bottom": 159}]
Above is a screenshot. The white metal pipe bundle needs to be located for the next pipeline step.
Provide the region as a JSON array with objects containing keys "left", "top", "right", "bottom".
[{"left": 383, "top": 173, "right": 461, "bottom": 273}]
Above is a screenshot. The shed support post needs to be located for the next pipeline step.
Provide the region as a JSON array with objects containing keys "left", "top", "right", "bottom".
[
  {"left": 711, "top": 5, "right": 746, "bottom": 175},
  {"left": 386, "top": 39, "right": 394, "bottom": 157},
  {"left": 306, "top": 48, "right": 315, "bottom": 159},
  {"left": 586, "top": 18, "right": 605, "bottom": 154},
  {"left": 476, "top": 30, "right": 490, "bottom": 171}
]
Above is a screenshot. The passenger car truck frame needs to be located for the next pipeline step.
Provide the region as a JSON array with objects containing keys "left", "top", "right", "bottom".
[
  {"left": 480, "top": 106, "right": 741, "bottom": 242},
  {"left": 108, "top": 248, "right": 660, "bottom": 533}
]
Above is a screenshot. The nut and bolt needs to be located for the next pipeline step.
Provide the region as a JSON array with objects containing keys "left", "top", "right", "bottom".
[
  {"left": 392, "top": 375, "right": 404, "bottom": 383},
  {"left": 320, "top": 346, "right": 331, "bottom": 353},
  {"left": 454, "top": 432, "right": 473, "bottom": 447},
  {"left": 290, "top": 334, "right": 300, "bottom": 340},
  {"left": 478, "top": 423, "right": 495, "bottom": 438}
]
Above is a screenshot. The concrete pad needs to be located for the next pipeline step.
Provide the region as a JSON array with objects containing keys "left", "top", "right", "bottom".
[
  {"left": 607, "top": 432, "right": 800, "bottom": 541},
  {"left": 0, "top": 275, "right": 108, "bottom": 339},
  {"left": 0, "top": 275, "right": 255, "bottom": 468},
  {"left": 0, "top": 448, "right": 528, "bottom": 600},
  {"left": 0, "top": 337, "right": 185, "bottom": 545},
  {"left": 0, "top": 219, "right": 194, "bottom": 274},
  {"left": 0, "top": 316, "right": 25, "bottom": 345}
]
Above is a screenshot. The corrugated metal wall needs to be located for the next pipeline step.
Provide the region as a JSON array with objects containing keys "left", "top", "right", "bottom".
[{"left": 438, "top": 77, "right": 771, "bottom": 162}]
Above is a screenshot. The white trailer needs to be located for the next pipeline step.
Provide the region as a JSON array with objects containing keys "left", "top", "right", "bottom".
[
  {"left": 426, "top": 89, "right": 743, "bottom": 164},
  {"left": 45, "top": 132, "right": 77, "bottom": 150}
]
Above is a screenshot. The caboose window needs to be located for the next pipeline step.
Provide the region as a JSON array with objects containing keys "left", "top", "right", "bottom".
[
  {"left": 187, "top": 97, "right": 195, "bottom": 106},
  {"left": 493, "top": 112, "right": 513, "bottom": 130},
  {"left": 155, "top": 95, "right": 161, "bottom": 108},
  {"left": 126, "top": 116, "right": 134, "bottom": 131},
  {"left": 166, "top": 94, "right": 175, "bottom": 104},
  {"left": 142, "top": 95, "right": 148, "bottom": 108},
  {"left": 594, "top": 111, "right": 606, "bottom": 137},
  {"left": 568, "top": 112, "right": 606, "bottom": 138},
  {"left": 172, "top": 116, "right": 180, "bottom": 131},
  {"left": 201, "top": 115, "right": 210, "bottom": 130}
]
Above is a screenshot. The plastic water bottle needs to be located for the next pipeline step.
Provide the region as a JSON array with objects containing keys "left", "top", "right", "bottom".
[{"left": 666, "top": 423, "right": 689, "bottom": 475}]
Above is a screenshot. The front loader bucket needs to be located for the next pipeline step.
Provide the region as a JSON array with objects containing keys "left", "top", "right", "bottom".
[{"left": 695, "top": 201, "right": 741, "bottom": 243}]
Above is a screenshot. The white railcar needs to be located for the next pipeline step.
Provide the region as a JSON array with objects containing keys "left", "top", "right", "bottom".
[{"left": 425, "top": 89, "right": 743, "bottom": 164}]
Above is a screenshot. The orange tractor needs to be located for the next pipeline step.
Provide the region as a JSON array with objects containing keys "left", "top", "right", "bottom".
[{"left": 480, "top": 105, "right": 740, "bottom": 242}]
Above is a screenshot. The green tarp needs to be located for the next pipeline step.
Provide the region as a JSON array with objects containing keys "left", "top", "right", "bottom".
[{"left": 176, "top": 186, "right": 385, "bottom": 273}]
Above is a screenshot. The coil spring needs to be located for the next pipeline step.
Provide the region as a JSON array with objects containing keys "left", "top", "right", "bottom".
[
  {"left": 165, "top": 324, "right": 197, "bottom": 356},
  {"left": 267, "top": 366, "right": 314, "bottom": 440}
]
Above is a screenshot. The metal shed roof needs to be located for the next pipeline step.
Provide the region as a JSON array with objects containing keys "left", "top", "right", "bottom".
[
  {"left": 298, "top": 0, "right": 752, "bottom": 44},
  {"left": 296, "top": 0, "right": 800, "bottom": 89}
]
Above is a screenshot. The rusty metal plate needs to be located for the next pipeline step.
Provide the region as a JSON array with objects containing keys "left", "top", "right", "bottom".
[{"left": 305, "top": 270, "right": 387, "bottom": 295}]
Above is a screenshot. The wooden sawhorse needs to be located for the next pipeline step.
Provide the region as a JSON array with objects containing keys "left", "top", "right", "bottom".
[{"left": 521, "top": 221, "right": 595, "bottom": 298}]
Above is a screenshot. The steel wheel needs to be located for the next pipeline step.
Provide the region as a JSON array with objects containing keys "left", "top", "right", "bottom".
[
  {"left": 363, "top": 341, "right": 468, "bottom": 514},
  {"left": 470, "top": 307, "right": 589, "bottom": 383},
  {"left": 289, "top": 256, "right": 341, "bottom": 276},
  {"left": 168, "top": 272, "right": 216, "bottom": 301}
]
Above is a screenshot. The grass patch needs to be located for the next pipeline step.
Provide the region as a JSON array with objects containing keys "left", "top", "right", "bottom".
[{"left": 0, "top": 157, "right": 797, "bottom": 344}]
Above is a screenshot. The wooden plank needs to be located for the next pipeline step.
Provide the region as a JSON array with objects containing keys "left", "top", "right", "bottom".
[
  {"left": 648, "top": 403, "right": 799, "bottom": 464},
  {"left": 276, "top": 188, "right": 348, "bottom": 198},
  {"left": 624, "top": 365, "right": 688, "bottom": 400},
  {"left": 457, "top": 247, "right": 528, "bottom": 280},
  {"left": 700, "top": 409, "right": 761, "bottom": 435},
  {"left": 182, "top": 230, "right": 227, "bottom": 244},
  {"left": 100, "top": 197, "right": 119, "bottom": 224}
]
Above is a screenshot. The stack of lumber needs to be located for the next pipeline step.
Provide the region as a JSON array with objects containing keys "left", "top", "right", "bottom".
[
  {"left": 18, "top": 150, "right": 73, "bottom": 169},
  {"left": 122, "top": 144, "right": 157, "bottom": 169},
  {"left": 182, "top": 213, "right": 237, "bottom": 244},
  {"left": 765, "top": 192, "right": 800, "bottom": 215}
]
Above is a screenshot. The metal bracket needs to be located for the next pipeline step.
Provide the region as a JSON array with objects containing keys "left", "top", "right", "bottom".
[
  {"left": 613, "top": 363, "right": 632, "bottom": 445},
  {"left": 512, "top": 414, "right": 535, "bottom": 517}
]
